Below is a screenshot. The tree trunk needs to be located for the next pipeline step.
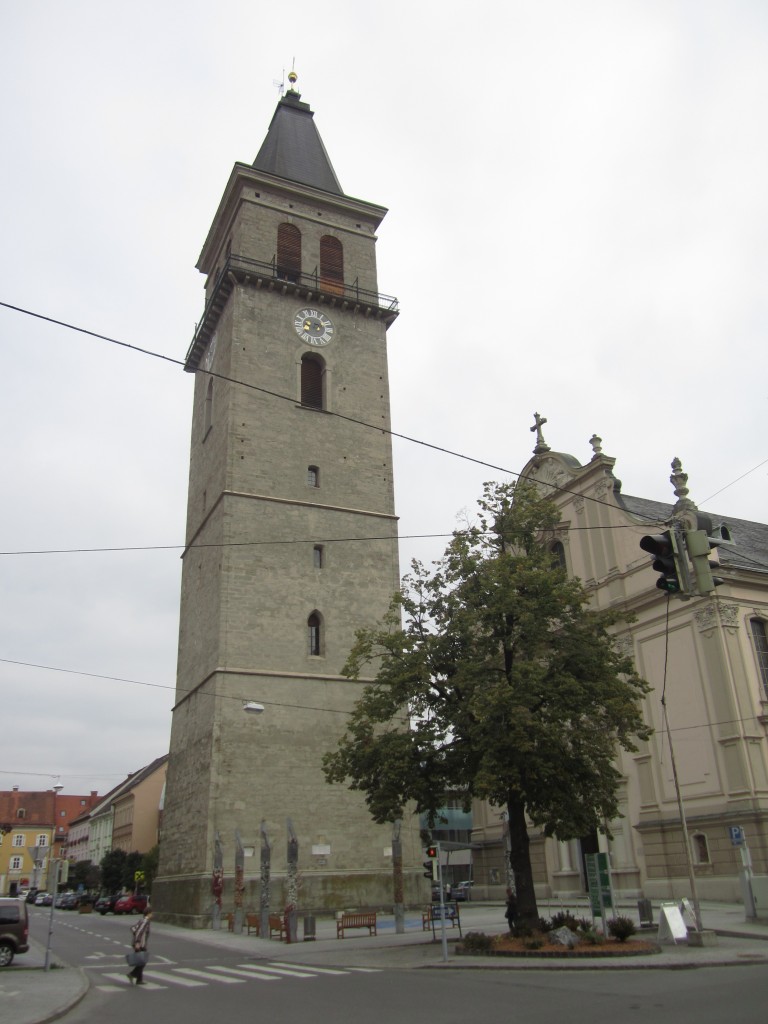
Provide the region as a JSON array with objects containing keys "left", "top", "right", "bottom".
[{"left": 506, "top": 792, "right": 539, "bottom": 926}]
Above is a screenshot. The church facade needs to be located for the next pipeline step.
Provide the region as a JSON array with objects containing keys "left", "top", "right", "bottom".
[
  {"left": 471, "top": 421, "right": 768, "bottom": 907},
  {"left": 154, "top": 79, "right": 424, "bottom": 925}
]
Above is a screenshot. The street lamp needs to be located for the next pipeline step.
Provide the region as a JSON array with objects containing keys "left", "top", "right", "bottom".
[{"left": 44, "top": 784, "right": 63, "bottom": 971}]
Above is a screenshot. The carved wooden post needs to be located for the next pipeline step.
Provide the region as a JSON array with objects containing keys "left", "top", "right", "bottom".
[
  {"left": 285, "top": 819, "right": 299, "bottom": 943},
  {"left": 234, "top": 829, "right": 245, "bottom": 934},
  {"left": 259, "top": 820, "right": 271, "bottom": 939},
  {"left": 211, "top": 831, "right": 224, "bottom": 930}
]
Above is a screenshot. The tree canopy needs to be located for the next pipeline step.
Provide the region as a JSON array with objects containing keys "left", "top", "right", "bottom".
[{"left": 323, "top": 481, "right": 651, "bottom": 923}]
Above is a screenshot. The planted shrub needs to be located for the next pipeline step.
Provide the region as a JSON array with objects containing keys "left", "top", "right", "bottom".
[
  {"left": 580, "top": 927, "right": 604, "bottom": 945},
  {"left": 607, "top": 916, "right": 637, "bottom": 942},
  {"left": 547, "top": 911, "right": 583, "bottom": 932},
  {"left": 462, "top": 931, "right": 494, "bottom": 952},
  {"left": 523, "top": 936, "right": 544, "bottom": 951}
]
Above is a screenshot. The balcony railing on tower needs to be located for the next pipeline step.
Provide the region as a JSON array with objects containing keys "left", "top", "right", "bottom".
[{"left": 185, "top": 252, "right": 399, "bottom": 371}]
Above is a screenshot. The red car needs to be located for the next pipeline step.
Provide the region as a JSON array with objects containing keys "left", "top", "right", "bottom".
[{"left": 113, "top": 894, "right": 149, "bottom": 915}]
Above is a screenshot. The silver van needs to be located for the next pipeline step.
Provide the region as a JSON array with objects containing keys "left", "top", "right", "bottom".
[{"left": 0, "top": 897, "right": 30, "bottom": 966}]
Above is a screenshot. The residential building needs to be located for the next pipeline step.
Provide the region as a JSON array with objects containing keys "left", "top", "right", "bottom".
[{"left": 0, "top": 787, "right": 98, "bottom": 894}]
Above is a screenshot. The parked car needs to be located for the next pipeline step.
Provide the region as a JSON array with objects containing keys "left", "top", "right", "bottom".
[
  {"left": 114, "top": 894, "right": 149, "bottom": 915},
  {"left": 35, "top": 892, "right": 53, "bottom": 906},
  {"left": 25, "top": 889, "right": 39, "bottom": 904},
  {"left": 454, "top": 881, "right": 474, "bottom": 902},
  {"left": 94, "top": 894, "right": 122, "bottom": 915},
  {"left": 0, "top": 898, "right": 30, "bottom": 967}
]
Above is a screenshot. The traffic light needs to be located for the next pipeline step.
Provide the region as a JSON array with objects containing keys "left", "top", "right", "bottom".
[
  {"left": 685, "top": 529, "right": 725, "bottom": 595},
  {"left": 423, "top": 845, "right": 438, "bottom": 880},
  {"left": 640, "top": 530, "right": 685, "bottom": 595}
]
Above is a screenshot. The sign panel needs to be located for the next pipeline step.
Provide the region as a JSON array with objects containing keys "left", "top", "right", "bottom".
[
  {"left": 657, "top": 901, "right": 688, "bottom": 944},
  {"left": 728, "top": 825, "right": 745, "bottom": 846}
]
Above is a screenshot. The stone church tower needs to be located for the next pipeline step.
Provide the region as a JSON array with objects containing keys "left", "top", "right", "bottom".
[{"left": 154, "top": 78, "right": 422, "bottom": 925}]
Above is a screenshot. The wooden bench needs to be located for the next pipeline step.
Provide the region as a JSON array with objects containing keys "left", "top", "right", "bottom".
[
  {"left": 336, "top": 912, "right": 377, "bottom": 938},
  {"left": 246, "top": 913, "right": 260, "bottom": 936},
  {"left": 268, "top": 913, "right": 287, "bottom": 940}
]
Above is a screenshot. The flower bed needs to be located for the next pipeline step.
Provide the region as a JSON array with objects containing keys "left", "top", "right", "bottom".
[{"left": 458, "top": 933, "right": 659, "bottom": 958}]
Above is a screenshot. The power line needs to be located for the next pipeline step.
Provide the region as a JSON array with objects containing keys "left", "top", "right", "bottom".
[
  {"left": 0, "top": 299, "right": 667, "bottom": 521},
  {"left": 0, "top": 655, "right": 762, "bottom": 738},
  {"left": 0, "top": 522, "right": 673, "bottom": 558}
]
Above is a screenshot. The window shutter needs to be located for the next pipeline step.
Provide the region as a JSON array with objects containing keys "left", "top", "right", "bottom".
[
  {"left": 320, "top": 235, "right": 343, "bottom": 295},
  {"left": 277, "top": 223, "right": 301, "bottom": 282},
  {"left": 301, "top": 356, "right": 323, "bottom": 409}
]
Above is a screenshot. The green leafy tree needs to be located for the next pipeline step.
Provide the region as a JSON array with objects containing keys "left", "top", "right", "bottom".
[
  {"left": 323, "top": 481, "right": 651, "bottom": 925},
  {"left": 100, "top": 849, "right": 127, "bottom": 894},
  {"left": 70, "top": 859, "right": 100, "bottom": 892},
  {"left": 141, "top": 845, "right": 160, "bottom": 893},
  {"left": 124, "top": 851, "right": 143, "bottom": 891}
]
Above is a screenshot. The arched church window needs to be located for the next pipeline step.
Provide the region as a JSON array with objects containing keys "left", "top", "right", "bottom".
[
  {"left": 301, "top": 354, "right": 324, "bottom": 409},
  {"left": 277, "top": 223, "right": 301, "bottom": 282},
  {"left": 308, "top": 612, "right": 322, "bottom": 656},
  {"left": 750, "top": 618, "right": 768, "bottom": 698},
  {"left": 692, "top": 833, "right": 710, "bottom": 864},
  {"left": 550, "top": 541, "right": 566, "bottom": 570},
  {"left": 320, "top": 235, "right": 344, "bottom": 295}
]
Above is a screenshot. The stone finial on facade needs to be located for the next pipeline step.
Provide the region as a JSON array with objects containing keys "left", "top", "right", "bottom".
[
  {"left": 530, "top": 412, "right": 550, "bottom": 454},
  {"left": 589, "top": 434, "right": 603, "bottom": 459},
  {"left": 670, "top": 456, "right": 698, "bottom": 518}
]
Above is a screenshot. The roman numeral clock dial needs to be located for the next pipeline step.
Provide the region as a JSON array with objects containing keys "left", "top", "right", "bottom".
[{"left": 294, "top": 308, "right": 334, "bottom": 346}]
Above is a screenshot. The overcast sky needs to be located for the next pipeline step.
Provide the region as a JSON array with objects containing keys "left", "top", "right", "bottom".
[{"left": 1, "top": 1, "right": 766, "bottom": 797}]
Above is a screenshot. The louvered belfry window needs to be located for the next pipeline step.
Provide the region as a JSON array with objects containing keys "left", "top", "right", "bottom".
[
  {"left": 301, "top": 355, "right": 323, "bottom": 409},
  {"left": 277, "top": 223, "right": 301, "bottom": 282},
  {"left": 320, "top": 235, "right": 343, "bottom": 295}
]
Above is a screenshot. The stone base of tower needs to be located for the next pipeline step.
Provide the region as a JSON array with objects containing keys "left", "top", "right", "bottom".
[{"left": 152, "top": 870, "right": 429, "bottom": 930}]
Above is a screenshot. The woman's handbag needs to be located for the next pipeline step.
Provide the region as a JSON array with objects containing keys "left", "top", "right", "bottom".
[{"left": 126, "top": 950, "right": 149, "bottom": 967}]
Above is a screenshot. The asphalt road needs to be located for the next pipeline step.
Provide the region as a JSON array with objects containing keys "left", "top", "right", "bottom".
[{"left": 28, "top": 905, "right": 768, "bottom": 1024}]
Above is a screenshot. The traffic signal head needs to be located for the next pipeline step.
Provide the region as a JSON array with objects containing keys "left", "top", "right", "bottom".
[
  {"left": 685, "top": 529, "right": 725, "bottom": 595},
  {"left": 426, "top": 845, "right": 437, "bottom": 859},
  {"left": 423, "top": 860, "right": 437, "bottom": 880},
  {"left": 640, "top": 531, "right": 682, "bottom": 594}
]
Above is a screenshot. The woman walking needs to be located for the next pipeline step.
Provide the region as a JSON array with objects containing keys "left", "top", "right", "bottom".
[{"left": 127, "top": 908, "right": 152, "bottom": 985}]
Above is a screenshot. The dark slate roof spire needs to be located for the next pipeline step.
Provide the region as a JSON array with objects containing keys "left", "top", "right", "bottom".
[{"left": 253, "top": 72, "right": 343, "bottom": 195}]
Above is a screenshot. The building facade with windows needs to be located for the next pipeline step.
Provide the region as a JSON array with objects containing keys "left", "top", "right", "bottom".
[
  {"left": 155, "top": 79, "right": 423, "bottom": 925},
  {"left": 0, "top": 788, "right": 99, "bottom": 894},
  {"left": 471, "top": 424, "right": 768, "bottom": 906}
]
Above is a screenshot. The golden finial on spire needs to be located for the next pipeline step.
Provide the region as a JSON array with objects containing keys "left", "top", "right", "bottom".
[{"left": 288, "top": 58, "right": 297, "bottom": 91}]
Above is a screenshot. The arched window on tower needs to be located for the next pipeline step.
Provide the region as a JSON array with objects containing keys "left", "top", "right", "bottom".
[
  {"left": 301, "top": 354, "right": 324, "bottom": 409},
  {"left": 320, "top": 235, "right": 344, "bottom": 295},
  {"left": 277, "top": 223, "right": 301, "bottom": 283},
  {"left": 308, "top": 612, "right": 322, "bottom": 657}
]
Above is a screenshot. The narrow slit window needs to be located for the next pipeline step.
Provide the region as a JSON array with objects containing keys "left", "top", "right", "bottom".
[
  {"left": 313, "top": 545, "right": 324, "bottom": 568},
  {"left": 308, "top": 613, "right": 321, "bottom": 656},
  {"left": 307, "top": 466, "right": 319, "bottom": 488}
]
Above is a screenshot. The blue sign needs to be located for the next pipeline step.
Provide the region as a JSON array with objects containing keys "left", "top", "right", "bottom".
[{"left": 728, "top": 825, "right": 745, "bottom": 846}]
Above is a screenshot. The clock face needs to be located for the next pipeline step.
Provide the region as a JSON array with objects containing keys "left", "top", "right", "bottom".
[{"left": 294, "top": 308, "right": 334, "bottom": 346}]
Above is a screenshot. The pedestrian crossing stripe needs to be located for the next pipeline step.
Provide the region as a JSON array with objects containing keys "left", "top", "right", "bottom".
[{"left": 96, "top": 961, "right": 381, "bottom": 991}]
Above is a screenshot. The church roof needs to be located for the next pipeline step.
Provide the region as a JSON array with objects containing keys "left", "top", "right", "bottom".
[
  {"left": 253, "top": 87, "right": 343, "bottom": 195},
  {"left": 619, "top": 494, "right": 768, "bottom": 574}
]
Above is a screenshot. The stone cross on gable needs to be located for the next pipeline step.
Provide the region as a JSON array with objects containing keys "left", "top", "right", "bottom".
[{"left": 530, "top": 412, "right": 550, "bottom": 454}]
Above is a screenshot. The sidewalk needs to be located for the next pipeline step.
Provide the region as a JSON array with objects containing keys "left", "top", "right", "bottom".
[{"left": 3, "top": 901, "right": 768, "bottom": 1024}]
